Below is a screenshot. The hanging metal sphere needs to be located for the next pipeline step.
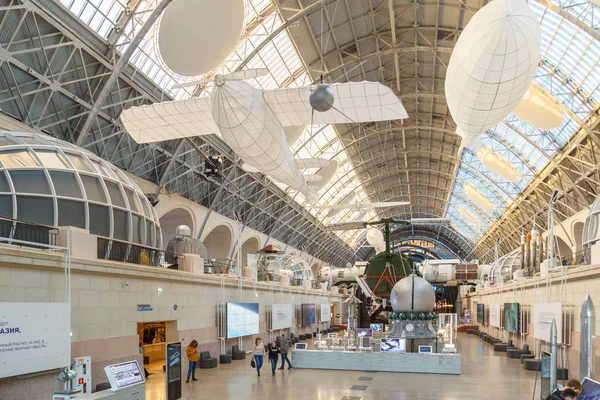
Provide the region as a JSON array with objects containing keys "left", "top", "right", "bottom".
[
  {"left": 390, "top": 274, "right": 435, "bottom": 312},
  {"left": 309, "top": 84, "right": 335, "bottom": 112}
]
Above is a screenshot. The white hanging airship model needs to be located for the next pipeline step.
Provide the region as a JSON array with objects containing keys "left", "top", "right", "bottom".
[
  {"left": 120, "top": 69, "right": 408, "bottom": 202},
  {"left": 445, "top": 0, "right": 541, "bottom": 147}
]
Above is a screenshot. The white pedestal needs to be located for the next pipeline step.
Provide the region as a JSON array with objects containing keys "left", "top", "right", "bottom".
[
  {"left": 243, "top": 267, "right": 257, "bottom": 280},
  {"left": 591, "top": 243, "right": 600, "bottom": 265},
  {"left": 302, "top": 280, "right": 312, "bottom": 289},
  {"left": 280, "top": 275, "right": 290, "bottom": 286},
  {"left": 181, "top": 253, "right": 203, "bottom": 274},
  {"left": 330, "top": 286, "right": 339, "bottom": 294},
  {"left": 56, "top": 226, "right": 97, "bottom": 260}
]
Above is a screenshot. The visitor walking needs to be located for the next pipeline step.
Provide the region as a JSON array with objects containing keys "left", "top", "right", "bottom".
[
  {"left": 278, "top": 334, "right": 292, "bottom": 370},
  {"left": 253, "top": 337, "right": 265, "bottom": 377},
  {"left": 185, "top": 340, "right": 199, "bottom": 383},
  {"left": 267, "top": 341, "right": 279, "bottom": 376}
]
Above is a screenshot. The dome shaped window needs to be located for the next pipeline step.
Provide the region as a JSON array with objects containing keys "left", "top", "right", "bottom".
[{"left": 0, "top": 131, "right": 161, "bottom": 248}]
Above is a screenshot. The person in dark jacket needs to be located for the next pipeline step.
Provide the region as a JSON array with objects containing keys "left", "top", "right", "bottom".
[
  {"left": 267, "top": 341, "right": 279, "bottom": 376},
  {"left": 278, "top": 334, "right": 292, "bottom": 370}
]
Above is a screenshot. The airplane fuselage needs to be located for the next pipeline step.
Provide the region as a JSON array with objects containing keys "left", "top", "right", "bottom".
[{"left": 210, "top": 77, "right": 308, "bottom": 193}]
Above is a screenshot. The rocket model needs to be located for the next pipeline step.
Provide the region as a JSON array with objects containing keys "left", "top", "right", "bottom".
[
  {"left": 581, "top": 294, "right": 596, "bottom": 380},
  {"left": 520, "top": 232, "right": 526, "bottom": 269},
  {"left": 525, "top": 232, "right": 532, "bottom": 271},
  {"left": 531, "top": 229, "right": 539, "bottom": 274},
  {"left": 550, "top": 318, "right": 558, "bottom": 393}
]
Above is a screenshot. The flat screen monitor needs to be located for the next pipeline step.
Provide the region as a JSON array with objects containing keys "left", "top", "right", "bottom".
[
  {"left": 418, "top": 345, "right": 432, "bottom": 354},
  {"left": 477, "top": 304, "right": 485, "bottom": 325},
  {"left": 541, "top": 351, "right": 550, "bottom": 397},
  {"left": 295, "top": 343, "right": 307, "bottom": 350},
  {"left": 370, "top": 323, "right": 383, "bottom": 332},
  {"left": 356, "top": 328, "right": 372, "bottom": 338},
  {"left": 226, "top": 302, "right": 259, "bottom": 338},
  {"left": 104, "top": 360, "right": 144, "bottom": 391},
  {"left": 301, "top": 304, "right": 316, "bottom": 325},
  {"left": 380, "top": 338, "right": 406, "bottom": 353},
  {"left": 580, "top": 377, "right": 600, "bottom": 400},
  {"left": 503, "top": 303, "right": 520, "bottom": 334}
]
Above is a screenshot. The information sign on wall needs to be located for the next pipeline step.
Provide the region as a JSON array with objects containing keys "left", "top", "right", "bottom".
[
  {"left": 272, "top": 304, "right": 292, "bottom": 330},
  {"left": 0, "top": 302, "right": 70, "bottom": 378},
  {"left": 489, "top": 304, "right": 501, "bottom": 327},
  {"left": 320, "top": 304, "right": 331, "bottom": 322},
  {"left": 166, "top": 342, "right": 182, "bottom": 400},
  {"left": 534, "top": 302, "right": 562, "bottom": 343}
]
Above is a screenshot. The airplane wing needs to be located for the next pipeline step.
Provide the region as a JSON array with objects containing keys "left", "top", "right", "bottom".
[
  {"left": 120, "top": 97, "right": 219, "bottom": 144},
  {"left": 326, "top": 221, "right": 368, "bottom": 231},
  {"left": 263, "top": 81, "right": 408, "bottom": 126},
  {"left": 314, "top": 201, "right": 410, "bottom": 211}
]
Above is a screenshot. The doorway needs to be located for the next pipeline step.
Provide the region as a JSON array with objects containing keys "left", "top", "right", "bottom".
[{"left": 138, "top": 320, "right": 177, "bottom": 375}]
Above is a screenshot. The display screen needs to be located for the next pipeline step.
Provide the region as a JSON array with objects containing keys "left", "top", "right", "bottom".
[
  {"left": 418, "top": 346, "right": 432, "bottom": 353},
  {"left": 477, "top": 304, "right": 485, "bottom": 324},
  {"left": 380, "top": 338, "right": 406, "bottom": 353},
  {"left": 356, "top": 328, "right": 372, "bottom": 338},
  {"left": 166, "top": 343, "right": 181, "bottom": 400},
  {"left": 503, "top": 303, "right": 520, "bottom": 334},
  {"left": 301, "top": 304, "right": 316, "bottom": 325},
  {"left": 580, "top": 377, "right": 600, "bottom": 400},
  {"left": 227, "top": 302, "right": 259, "bottom": 338},
  {"left": 107, "top": 361, "right": 144, "bottom": 389},
  {"left": 370, "top": 323, "right": 383, "bottom": 332},
  {"left": 295, "top": 343, "right": 307, "bottom": 350}
]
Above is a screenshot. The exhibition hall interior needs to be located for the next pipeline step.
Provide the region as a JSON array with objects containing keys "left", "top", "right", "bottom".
[{"left": 0, "top": 0, "right": 599, "bottom": 399}]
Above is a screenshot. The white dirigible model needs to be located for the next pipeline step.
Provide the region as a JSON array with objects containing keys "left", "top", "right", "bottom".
[
  {"left": 475, "top": 147, "right": 520, "bottom": 183},
  {"left": 445, "top": 0, "right": 541, "bottom": 146},
  {"left": 512, "top": 84, "right": 563, "bottom": 129},
  {"left": 121, "top": 69, "right": 408, "bottom": 202},
  {"left": 463, "top": 182, "right": 496, "bottom": 213}
]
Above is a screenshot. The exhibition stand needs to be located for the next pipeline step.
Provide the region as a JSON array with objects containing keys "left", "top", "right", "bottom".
[{"left": 291, "top": 350, "right": 461, "bottom": 374}]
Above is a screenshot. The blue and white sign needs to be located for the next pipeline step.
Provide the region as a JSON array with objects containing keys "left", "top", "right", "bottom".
[
  {"left": 137, "top": 304, "right": 153, "bottom": 312},
  {"left": 0, "top": 302, "right": 70, "bottom": 378}
]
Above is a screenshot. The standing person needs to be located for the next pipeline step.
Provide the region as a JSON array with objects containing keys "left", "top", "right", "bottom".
[
  {"left": 185, "top": 340, "right": 199, "bottom": 383},
  {"left": 267, "top": 341, "right": 279, "bottom": 376},
  {"left": 253, "top": 337, "right": 265, "bottom": 377},
  {"left": 278, "top": 334, "right": 292, "bottom": 370}
]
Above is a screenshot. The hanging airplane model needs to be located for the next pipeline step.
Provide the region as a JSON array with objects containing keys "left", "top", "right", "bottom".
[
  {"left": 120, "top": 69, "right": 408, "bottom": 202},
  {"left": 314, "top": 200, "right": 411, "bottom": 212}
]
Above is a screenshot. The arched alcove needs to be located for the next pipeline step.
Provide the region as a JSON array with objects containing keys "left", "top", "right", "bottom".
[
  {"left": 203, "top": 225, "right": 233, "bottom": 262},
  {"left": 241, "top": 236, "right": 260, "bottom": 267},
  {"left": 159, "top": 207, "right": 194, "bottom": 250},
  {"left": 311, "top": 262, "right": 321, "bottom": 277},
  {"left": 555, "top": 236, "right": 572, "bottom": 262},
  {"left": 573, "top": 221, "right": 584, "bottom": 253}
]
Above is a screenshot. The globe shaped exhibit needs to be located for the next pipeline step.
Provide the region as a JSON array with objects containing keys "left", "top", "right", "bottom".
[
  {"left": 445, "top": 0, "right": 541, "bottom": 136},
  {"left": 0, "top": 131, "right": 161, "bottom": 247},
  {"left": 390, "top": 274, "right": 435, "bottom": 312},
  {"left": 309, "top": 84, "right": 335, "bottom": 112},
  {"left": 157, "top": 0, "right": 245, "bottom": 77}
]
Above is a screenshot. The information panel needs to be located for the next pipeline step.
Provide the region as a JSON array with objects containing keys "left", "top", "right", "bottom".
[
  {"left": 272, "top": 304, "right": 292, "bottom": 330},
  {"left": 489, "top": 304, "right": 501, "bottom": 328},
  {"left": 104, "top": 360, "right": 144, "bottom": 390},
  {"left": 320, "top": 304, "right": 331, "bottom": 322},
  {"left": 166, "top": 342, "right": 182, "bottom": 400},
  {"left": 534, "top": 302, "right": 562, "bottom": 343},
  {"left": 0, "top": 302, "right": 70, "bottom": 378}
]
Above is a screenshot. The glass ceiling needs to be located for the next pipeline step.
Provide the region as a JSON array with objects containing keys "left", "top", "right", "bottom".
[
  {"left": 445, "top": 0, "right": 600, "bottom": 245},
  {"left": 60, "top": 0, "right": 600, "bottom": 252}
]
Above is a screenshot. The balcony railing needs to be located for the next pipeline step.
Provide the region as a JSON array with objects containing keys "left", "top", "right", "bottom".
[
  {"left": 97, "top": 237, "right": 180, "bottom": 268},
  {"left": 0, "top": 216, "right": 57, "bottom": 249}
]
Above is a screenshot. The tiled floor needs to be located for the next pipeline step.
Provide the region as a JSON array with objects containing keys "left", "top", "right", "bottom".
[{"left": 145, "top": 333, "right": 538, "bottom": 399}]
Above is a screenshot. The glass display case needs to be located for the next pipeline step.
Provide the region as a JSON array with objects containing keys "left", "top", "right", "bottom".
[{"left": 437, "top": 313, "right": 458, "bottom": 353}]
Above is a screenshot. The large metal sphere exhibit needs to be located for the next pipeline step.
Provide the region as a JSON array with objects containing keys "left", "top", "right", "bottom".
[
  {"left": 309, "top": 84, "right": 335, "bottom": 112},
  {"left": 0, "top": 132, "right": 161, "bottom": 247},
  {"left": 445, "top": 0, "right": 541, "bottom": 138},
  {"left": 390, "top": 274, "right": 435, "bottom": 312},
  {"left": 157, "top": 0, "right": 244, "bottom": 76}
]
